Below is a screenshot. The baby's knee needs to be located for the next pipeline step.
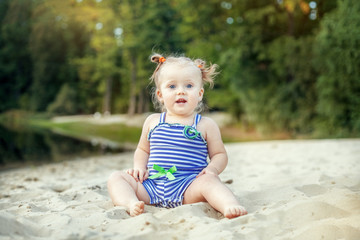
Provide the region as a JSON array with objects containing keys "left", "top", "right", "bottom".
[
  {"left": 107, "top": 171, "right": 127, "bottom": 185},
  {"left": 197, "top": 173, "right": 220, "bottom": 185}
]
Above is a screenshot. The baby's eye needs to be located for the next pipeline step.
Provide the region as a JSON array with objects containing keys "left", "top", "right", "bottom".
[
  {"left": 169, "top": 84, "right": 176, "bottom": 89},
  {"left": 186, "top": 84, "right": 193, "bottom": 88}
]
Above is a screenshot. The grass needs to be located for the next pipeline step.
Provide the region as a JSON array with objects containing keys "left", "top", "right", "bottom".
[
  {"left": 30, "top": 119, "right": 142, "bottom": 145},
  {"left": 0, "top": 110, "right": 142, "bottom": 146}
]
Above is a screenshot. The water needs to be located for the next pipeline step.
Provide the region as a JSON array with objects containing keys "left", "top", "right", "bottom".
[{"left": 0, "top": 125, "right": 126, "bottom": 170}]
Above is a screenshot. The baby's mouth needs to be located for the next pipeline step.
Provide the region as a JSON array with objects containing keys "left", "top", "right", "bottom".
[{"left": 176, "top": 98, "right": 187, "bottom": 103}]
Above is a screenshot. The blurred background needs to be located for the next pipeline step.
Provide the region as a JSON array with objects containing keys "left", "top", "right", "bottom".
[{"left": 0, "top": 0, "right": 359, "bottom": 168}]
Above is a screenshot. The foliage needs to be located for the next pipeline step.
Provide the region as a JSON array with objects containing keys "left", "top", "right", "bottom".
[
  {"left": 0, "top": 0, "right": 359, "bottom": 137},
  {"left": 314, "top": 0, "right": 360, "bottom": 136},
  {"left": 29, "top": 0, "right": 89, "bottom": 112},
  {"left": 30, "top": 120, "right": 142, "bottom": 144},
  {"left": 47, "top": 84, "right": 79, "bottom": 115},
  {"left": 71, "top": 0, "right": 120, "bottom": 113},
  {"left": 216, "top": 0, "right": 337, "bottom": 134},
  {"left": 0, "top": 0, "right": 32, "bottom": 112}
]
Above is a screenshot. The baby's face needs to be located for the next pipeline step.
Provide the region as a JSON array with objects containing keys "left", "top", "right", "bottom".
[{"left": 157, "top": 63, "right": 204, "bottom": 116}]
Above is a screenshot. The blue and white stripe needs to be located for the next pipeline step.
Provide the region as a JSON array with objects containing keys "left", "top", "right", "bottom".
[{"left": 142, "top": 112, "right": 208, "bottom": 208}]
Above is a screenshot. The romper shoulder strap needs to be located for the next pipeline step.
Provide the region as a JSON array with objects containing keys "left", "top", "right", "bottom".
[
  {"left": 160, "top": 112, "right": 166, "bottom": 123},
  {"left": 192, "top": 114, "right": 202, "bottom": 129},
  {"left": 148, "top": 112, "right": 166, "bottom": 141}
]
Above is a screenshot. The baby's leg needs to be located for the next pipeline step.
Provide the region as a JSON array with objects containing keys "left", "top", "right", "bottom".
[
  {"left": 107, "top": 171, "right": 150, "bottom": 216},
  {"left": 183, "top": 174, "right": 247, "bottom": 219}
]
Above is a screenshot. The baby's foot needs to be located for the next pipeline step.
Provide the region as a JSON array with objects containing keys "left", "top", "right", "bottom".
[
  {"left": 128, "top": 201, "right": 145, "bottom": 216},
  {"left": 224, "top": 205, "right": 248, "bottom": 219}
]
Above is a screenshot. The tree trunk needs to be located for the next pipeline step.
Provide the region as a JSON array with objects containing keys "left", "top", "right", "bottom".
[
  {"left": 128, "top": 54, "right": 137, "bottom": 115},
  {"left": 144, "top": 91, "right": 149, "bottom": 113},
  {"left": 287, "top": 11, "right": 294, "bottom": 36},
  {"left": 137, "top": 88, "right": 144, "bottom": 113},
  {"left": 136, "top": 88, "right": 150, "bottom": 113},
  {"left": 103, "top": 76, "right": 113, "bottom": 114}
]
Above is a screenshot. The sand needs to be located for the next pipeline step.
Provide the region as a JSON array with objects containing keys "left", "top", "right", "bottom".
[{"left": 0, "top": 139, "right": 359, "bottom": 240}]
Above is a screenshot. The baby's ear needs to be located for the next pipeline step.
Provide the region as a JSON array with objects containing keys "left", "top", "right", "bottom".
[
  {"left": 156, "top": 89, "right": 163, "bottom": 102},
  {"left": 198, "top": 88, "right": 204, "bottom": 101}
]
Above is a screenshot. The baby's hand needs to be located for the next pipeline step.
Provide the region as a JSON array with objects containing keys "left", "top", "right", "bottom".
[
  {"left": 197, "top": 165, "right": 219, "bottom": 178},
  {"left": 126, "top": 168, "right": 149, "bottom": 183}
]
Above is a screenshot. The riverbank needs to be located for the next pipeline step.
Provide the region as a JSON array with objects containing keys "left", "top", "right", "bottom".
[
  {"left": 0, "top": 111, "right": 300, "bottom": 146},
  {"left": 1, "top": 139, "right": 359, "bottom": 239}
]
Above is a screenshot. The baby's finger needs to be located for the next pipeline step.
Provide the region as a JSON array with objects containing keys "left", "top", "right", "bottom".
[
  {"left": 133, "top": 169, "right": 139, "bottom": 181},
  {"left": 138, "top": 170, "right": 145, "bottom": 183},
  {"left": 126, "top": 169, "right": 133, "bottom": 175},
  {"left": 139, "top": 170, "right": 149, "bottom": 183}
]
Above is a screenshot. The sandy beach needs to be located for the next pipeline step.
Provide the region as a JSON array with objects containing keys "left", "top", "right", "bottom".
[{"left": 1, "top": 139, "right": 359, "bottom": 240}]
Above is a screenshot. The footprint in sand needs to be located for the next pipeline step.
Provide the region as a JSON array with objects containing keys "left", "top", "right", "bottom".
[
  {"left": 282, "top": 201, "right": 349, "bottom": 228},
  {"left": 106, "top": 208, "right": 129, "bottom": 219},
  {"left": 0, "top": 212, "right": 51, "bottom": 238},
  {"left": 295, "top": 184, "right": 328, "bottom": 197}
]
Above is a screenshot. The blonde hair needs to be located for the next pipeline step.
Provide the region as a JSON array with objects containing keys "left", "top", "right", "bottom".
[{"left": 150, "top": 53, "right": 218, "bottom": 112}]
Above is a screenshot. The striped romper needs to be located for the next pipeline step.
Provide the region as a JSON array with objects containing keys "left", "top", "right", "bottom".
[{"left": 142, "top": 112, "right": 208, "bottom": 208}]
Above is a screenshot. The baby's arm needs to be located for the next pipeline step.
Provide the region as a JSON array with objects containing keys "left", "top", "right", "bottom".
[
  {"left": 127, "top": 114, "right": 159, "bottom": 183},
  {"left": 197, "top": 117, "right": 228, "bottom": 176}
]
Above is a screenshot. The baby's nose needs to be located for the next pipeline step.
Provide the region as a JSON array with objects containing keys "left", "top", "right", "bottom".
[{"left": 177, "top": 86, "right": 185, "bottom": 94}]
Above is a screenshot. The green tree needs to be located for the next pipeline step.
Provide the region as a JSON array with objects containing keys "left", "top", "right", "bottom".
[
  {"left": 47, "top": 83, "right": 78, "bottom": 115},
  {"left": 29, "top": 1, "right": 71, "bottom": 111},
  {"left": 314, "top": 0, "right": 360, "bottom": 135},
  {"left": 217, "top": 0, "right": 335, "bottom": 133},
  {"left": 29, "top": 0, "right": 89, "bottom": 113},
  {"left": 0, "top": 0, "right": 32, "bottom": 112},
  {"left": 1, "top": 0, "right": 353, "bottom": 142},
  {"left": 118, "top": 0, "right": 182, "bottom": 114},
  {"left": 174, "top": 0, "right": 239, "bottom": 116},
  {"left": 73, "top": 0, "right": 120, "bottom": 114}
]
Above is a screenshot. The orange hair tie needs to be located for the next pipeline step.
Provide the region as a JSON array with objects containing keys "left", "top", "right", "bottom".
[{"left": 159, "top": 57, "right": 166, "bottom": 63}]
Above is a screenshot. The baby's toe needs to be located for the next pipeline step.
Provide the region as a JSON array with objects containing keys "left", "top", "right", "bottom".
[
  {"left": 224, "top": 205, "right": 247, "bottom": 219},
  {"left": 129, "top": 201, "right": 145, "bottom": 216}
]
